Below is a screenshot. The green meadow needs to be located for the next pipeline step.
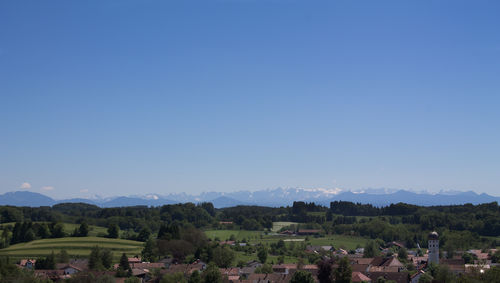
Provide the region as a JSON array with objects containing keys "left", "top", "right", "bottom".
[
  {"left": 1, "top": 222, "right": 368, "bottom": 264},
  {"left": 204, "top": 230, "right": 263, "bottom": 241},
  {"left": 205, "top": 222, "right": 370, "bottom": 264},
  {"left": 0, "top": 236, "right": 143, "bottom": 262},
  {"left": 205, "top": 223, "right": 369, "bottom": 251},
  {"left": 271, "top": 222, "right": 298, "bottom": 232}
]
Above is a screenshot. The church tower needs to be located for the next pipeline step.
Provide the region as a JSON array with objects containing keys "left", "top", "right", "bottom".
[{"left": 428, "top": 231, "right": 439, "bottom": 264}]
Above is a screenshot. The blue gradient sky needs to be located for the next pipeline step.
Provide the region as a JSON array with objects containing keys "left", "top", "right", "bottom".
[{"left": 1, "top": 0, "right": 499, "bottom": 198}]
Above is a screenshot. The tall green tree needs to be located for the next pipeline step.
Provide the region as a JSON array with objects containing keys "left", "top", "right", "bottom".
[
  {"left": 290, "top": 270, "right": 315, "bottom": 283},
  {"left": 189, "top": 270, "right": 202, "bottom": 283},
  {"left": 119, "top": 253, "right": 130, "bottom": 270},
  {"left": 434, "top": 265, "right": 456, "bottom": 283},
  {"left": 333, "top": 256, "right": 352, "bottom": 283},
  {"left": 161, "top": 272, "right": 187, "bottom": 283},
  {"left": 202, "top": 263, "right": 222, "bottom": 283},
  {"left": 50, "top": 222, "right": 65, "bottom": 238},
  {"left": 78, "top": 222, "right": 89, "bottom": 237},
  {"left": 397, "top": 248, "right": 408, "bottom": 262},
  {"left": 102, "top": 249, "right": 113, "bottom": 269},
  {"left": 0, "top": 229, "right": 9, "bottom": 248},
  {"left": 57, "top": 249, "right": 70, "bottom": 263},
  {"left": 317, "top": 259, "right": 333, "bottom": 283},
  {"left": 418, "top": 273, "right": 433, "bottom": 283},
  {"left": 212, "top": 246, "right": 235, "bottom": 268},
  {"left": 36, "top": 252, "right": 56, "bottom": 270},
  {"left": 89, "top": 246, "right": 104, "bottom": 270},
  {"left": 142, "top": 238, "right": 156, "bottom": 262},
  {"left": 137, "top": 227, "right": 152, "bottom": 242},
  {"left": 257, "top": 246, "right": 268, "bottom": 264},
  {"left": 255, "top": 264, "right": 273, "bottom": 274},
  {"left": 107, "top": 224, "right": 119, "bottom": 239},
  {"left": 363, "top": 241, "right": 378, "bottom": 258},
  {"left": 37, "top": 223, "right": 50, "bottom": 239},
  {"left": 200, "top": 202, "right": 216, "bottom": 217},
  {"left": 116, "top": 253, "right": 131, "bottom": 277}
]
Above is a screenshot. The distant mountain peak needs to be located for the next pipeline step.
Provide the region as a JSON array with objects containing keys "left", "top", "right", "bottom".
[{"left": 0, "top": 187, "right": 498, "bottom": 208}]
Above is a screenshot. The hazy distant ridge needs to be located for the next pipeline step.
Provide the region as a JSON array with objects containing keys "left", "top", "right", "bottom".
[{"left": 1, "top": 188, "right": 499, "bottom": 208}]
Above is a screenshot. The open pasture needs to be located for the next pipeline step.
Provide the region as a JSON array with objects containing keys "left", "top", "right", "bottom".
[
  {"left": 271, "top": 222, "right": 298, "bottom": 232},
  {"left": 204, "top": 230, "right": 262, "bottom": 241},
  {"left": 0, "top": 236, "right": 143, "bottom": 262}
]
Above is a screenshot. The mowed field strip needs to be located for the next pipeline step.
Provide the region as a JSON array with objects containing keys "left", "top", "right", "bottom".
[{"left": 0, "top": 236, "right": 143, "bottom": 261}]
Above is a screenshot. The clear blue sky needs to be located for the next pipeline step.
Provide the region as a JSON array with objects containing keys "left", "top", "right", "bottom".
[{"left": 1, "top": 0, "right": 499, "bottom": 198}]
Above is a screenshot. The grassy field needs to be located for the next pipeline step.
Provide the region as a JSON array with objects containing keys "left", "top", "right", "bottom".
[
  {"left": 251, "top": 234, "right": 367, "bottom": 250},
  {"left": 206, "top": 224, "right": 369, "bottom": 251},
  {"left": 62, "top": 223, "right": 108, "bottom": 237},
  {"left": 0, "top": 236, "right": 143, "bottom": 262},
  {"left": 205, "top": 230, "right": 263, "bottom": 241},
  {"left": 271, "top": 222, "right": 298, "bottom": 232},
  {"left": 230, "top": 233, "right": 368, "bottom": 264},
  {"left": 307, "top": 234, "right": 367, "bottom": 250}
]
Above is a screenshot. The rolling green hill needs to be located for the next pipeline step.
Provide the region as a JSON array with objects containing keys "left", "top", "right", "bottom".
[{"left": 0, "top": 236, "right": 143, "bottom": 262}]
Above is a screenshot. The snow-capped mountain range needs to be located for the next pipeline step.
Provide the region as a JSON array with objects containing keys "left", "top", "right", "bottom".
[{"left": 1, "top": 187, "right": 499, "bottom": 208}]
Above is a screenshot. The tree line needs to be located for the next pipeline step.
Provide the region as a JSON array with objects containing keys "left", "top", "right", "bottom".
[{"left": 1, "top": 200, "right": 500, "bottom": 251}]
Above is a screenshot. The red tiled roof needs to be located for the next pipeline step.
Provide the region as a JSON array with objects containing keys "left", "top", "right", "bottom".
[
  {"left": 352, "top": 271, "right": 371, "bottom": 282},
  {"left": 298, "top": 229, "right": 321, "bottom": 233},
  {"left": 351, "top": 264, "right": 369, "bottom": 272},
  {"left": 220, "top": 267, "right": 240, "bottom": 276},
  {"left": 303, "top": 264, "right": 318, "bottom": 270},
  {"left": 19, "top": 259, "right": 36, "bottom": 266},
  {"left": 131, "top": 262, "right": 165, "bottom": 269},
  {"left": 128, "top": 257, "right": 142, "bottom": 263},
  {"left": 355, "top": 258, "right": 374, "bottom": 265}
]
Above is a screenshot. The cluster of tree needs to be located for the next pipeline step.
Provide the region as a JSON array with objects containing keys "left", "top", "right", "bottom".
[
  {"left": 0, "top": 203, "right": 219, "bottom": 248},
  {"left": 218, "top": 206, "right": 275, "bottom": 230},
  {"left": 154, "top": 225, "right": 209, "bottom": 262},
  {"left": 36, "top": 252, "right": 56, "bottom": 270},
  {"left": 0, "top": 206, "right": 59, "bottom": 223},
  {"left": 218, "top": 203, "right": 329, "bottom": 230},
  {"left": 5, "top": 221, "right": 66, "bottom": 245},
  {"left": 88, "top": 246, "right": 113, "bottom": 270},
  {"left": 290, "top": 202, "right": 328, "bottom": 223},
  {"left": 2, "top": 221, "right": 97, "bottom": 246},
  {"left": 268, "top": 239, "right": 310, "bottom": 260},
  {"left": 66, "top": 272, "right": 132, "bottom": 283},
  {"left": 159, "top": 263, "right": 221, "bottom": 283},
  {"left": 217, "top": 201, "right": 500, "bottom": 247},
  {"left": 330, "top": 201, "right": 500, "bottom": 237},
  {"left": 71, "top": 222, "right": 89, "bottom": 237},
  {"left": 128, "top": 223, "right": 240, "bottom": 269},
  {"left": 490, "top": 250, "right": 500, "bottom": 263},
  {"left": 116, "top": 253, "right": 133, "bottom": 277},
  {"left": 418, "top": 263, "right": 500, "bottom": 283},
  {"left": 0, "top": 256, "right": 53, "bottom": 283},
  {"left": 34, "top": 249, "right": 71, "bottom": 269},
  {"left": 316, "top": 257, "right": 352, "bottom": 283},
  {"left": 2, "top": 200, "right": 500, "bottom": 255}
]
